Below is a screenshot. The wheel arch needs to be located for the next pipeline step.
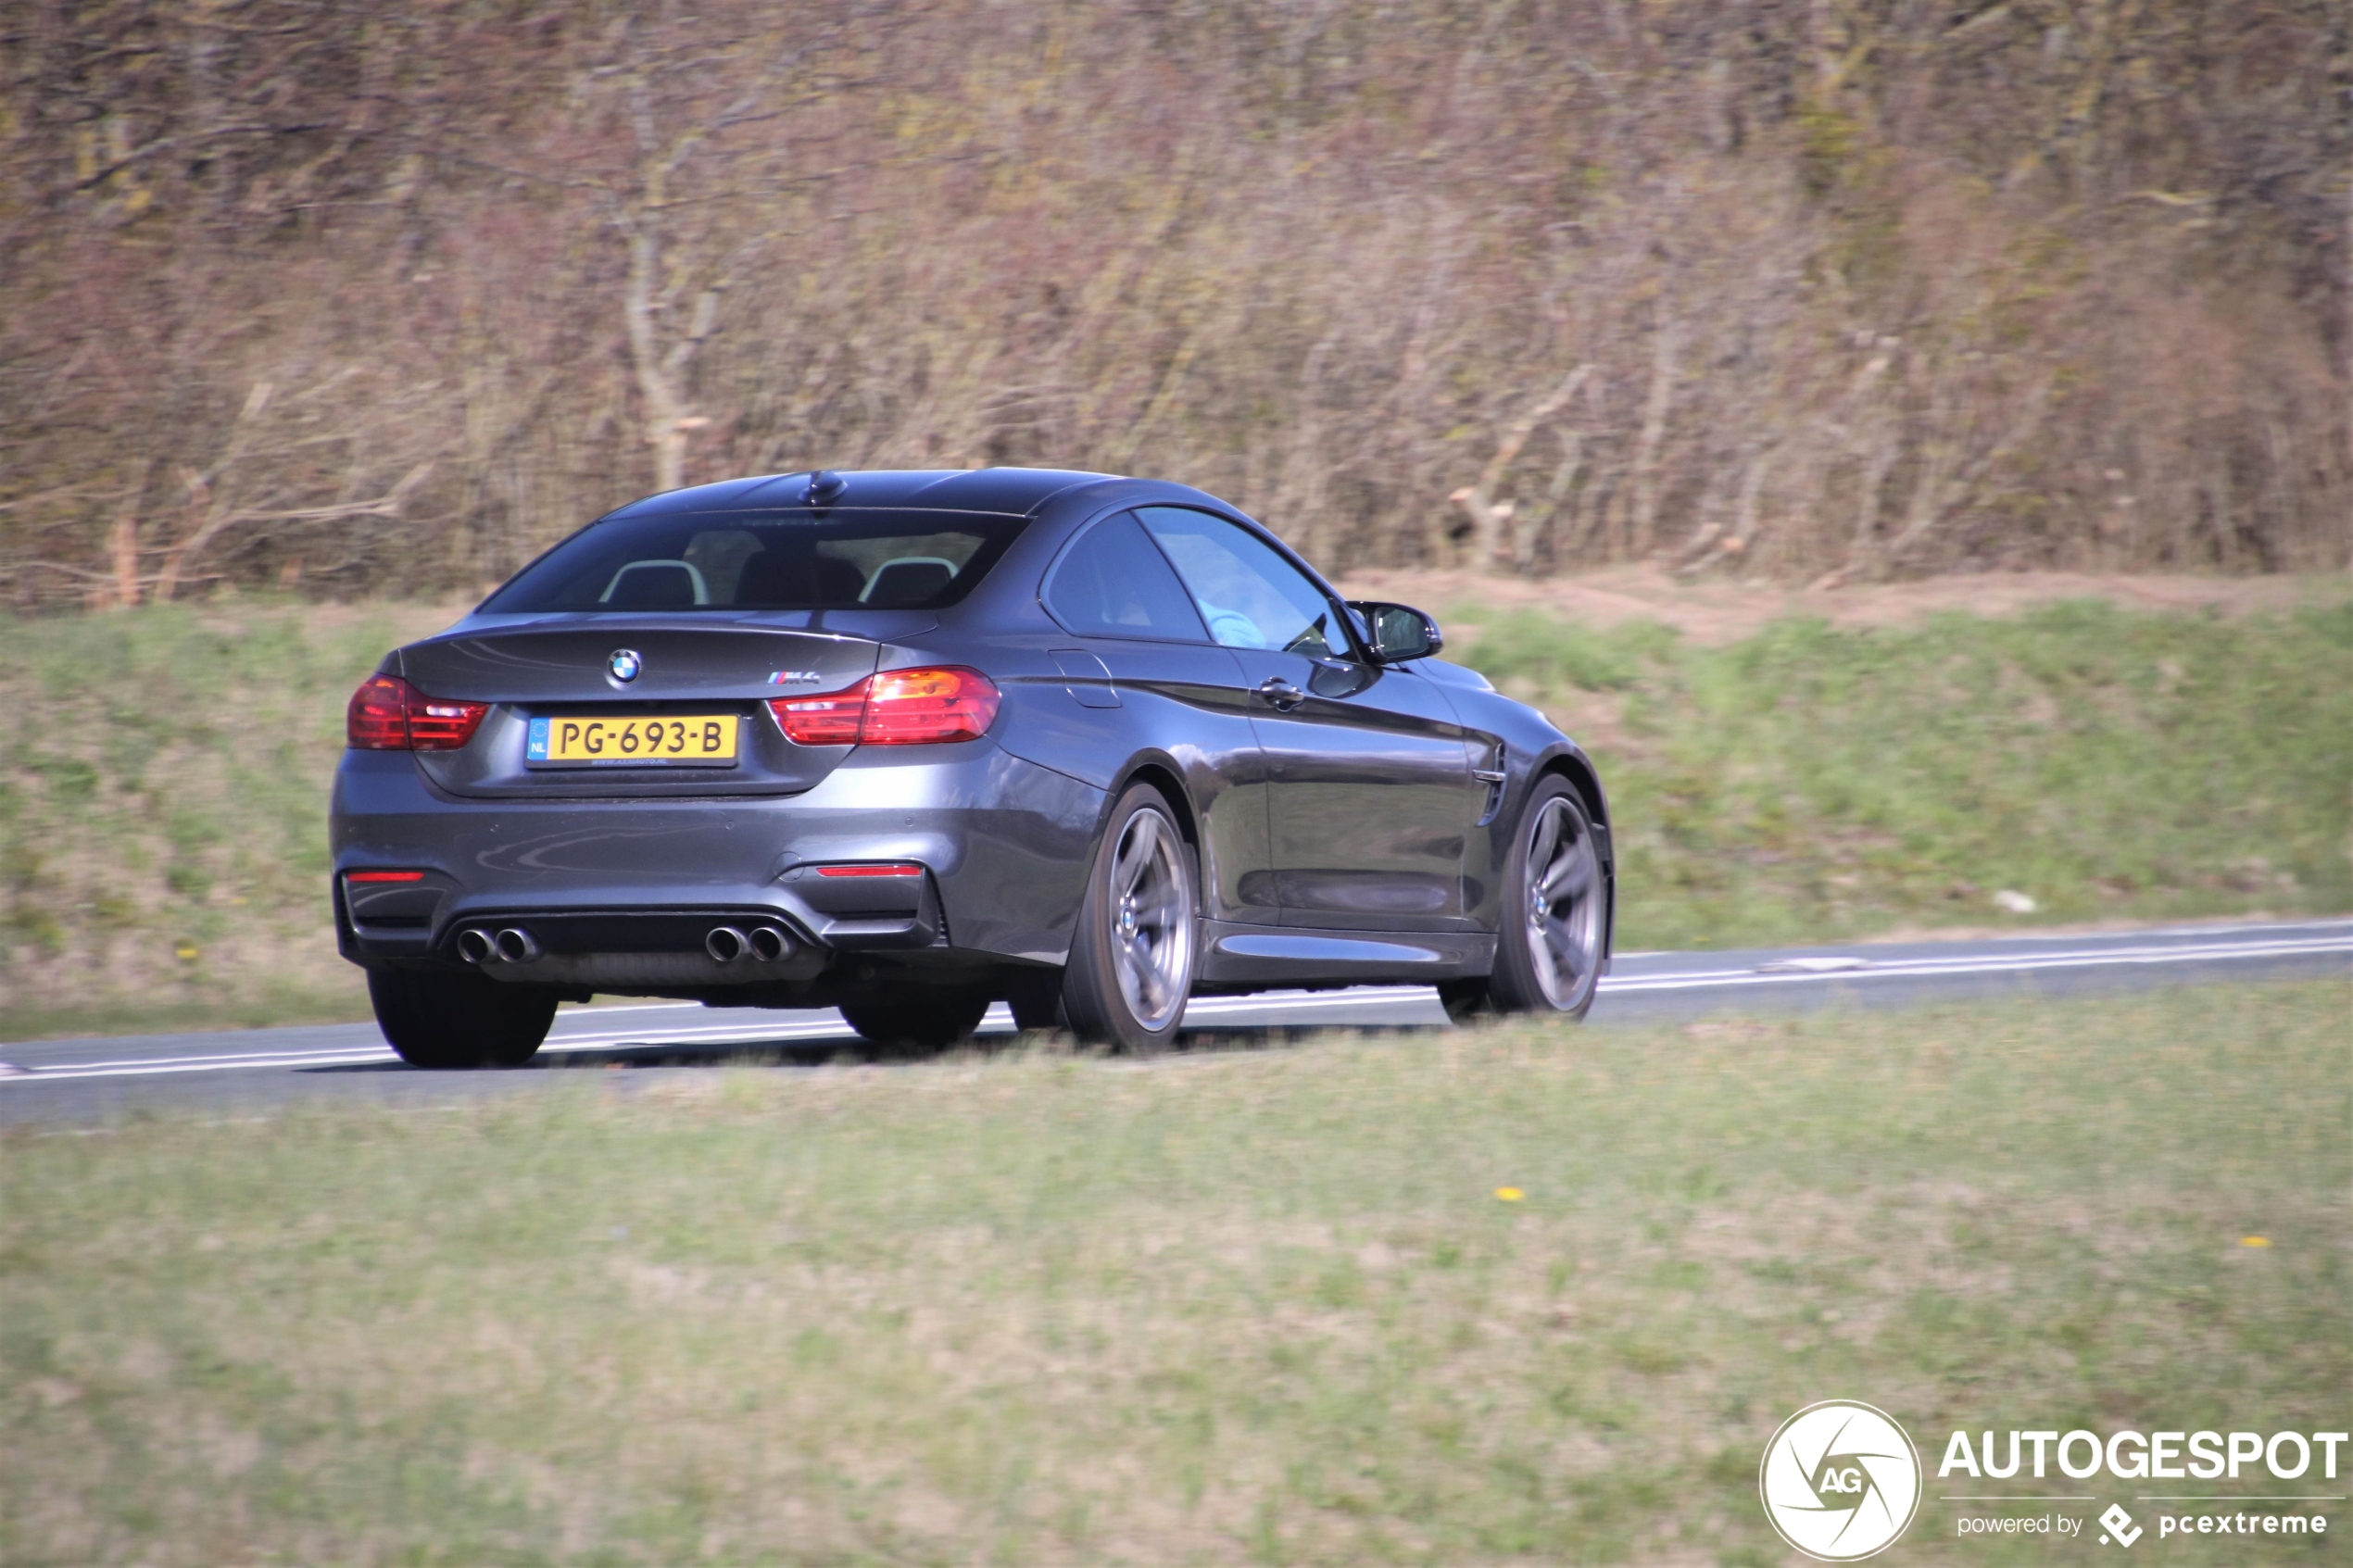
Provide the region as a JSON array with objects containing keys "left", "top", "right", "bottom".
[
  {"left": 1018, "top": 753, "right": 1200, "bottom": 978},
  {"left": 1105, "top": 753, "right": 1202, "bottom": 851},
  {"left": 1536, "top": 748, "right": 1609, "bottom": 836}
]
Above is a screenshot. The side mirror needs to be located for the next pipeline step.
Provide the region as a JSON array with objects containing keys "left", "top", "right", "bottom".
[{"left": 1347, "top": 601, "right": 1443, "bottom": 663}]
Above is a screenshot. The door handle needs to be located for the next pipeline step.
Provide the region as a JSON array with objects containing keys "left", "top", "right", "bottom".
[{"left": 1254, "top": 677, "right": 1306, "bottom": 711}]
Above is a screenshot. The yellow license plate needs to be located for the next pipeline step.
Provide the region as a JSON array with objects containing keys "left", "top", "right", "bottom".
[{"left": 527, "top": 714, "right": 739, "bottom": 764}]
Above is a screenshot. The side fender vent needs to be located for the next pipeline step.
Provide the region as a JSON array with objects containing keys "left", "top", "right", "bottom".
[{"left": 1474, "top": 745, "right": 1507, "bottom": 826}]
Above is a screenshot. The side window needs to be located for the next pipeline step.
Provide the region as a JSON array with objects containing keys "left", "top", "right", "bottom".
[
  {"left": 1044, "top": 512, "right": 1210, "bottom": 642},
  {"left": 1136, "top": 507, "right": 1342, "bottom": 657}
]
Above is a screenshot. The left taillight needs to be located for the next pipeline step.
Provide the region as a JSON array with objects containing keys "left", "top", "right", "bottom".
[
  {"left": 769, "top": 666, "right": 1000, "bottom": 746},
  {"left": 346, "top": 673, "right": 488, "bottom": 752}
]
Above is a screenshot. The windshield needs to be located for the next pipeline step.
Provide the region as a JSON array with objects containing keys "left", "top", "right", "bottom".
[{"left": 479, "top": 508, "right": 1026, "bottom": 614}]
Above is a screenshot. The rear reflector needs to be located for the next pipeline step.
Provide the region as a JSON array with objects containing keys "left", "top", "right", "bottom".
[
  {"left": 345, "top": 870, "right": 426, "bottom": 884},
  {"left": 814, "top": 863, "right": 925, "bottom": 878},
  {"left": 769, "top": 666, "right": 1000, "bottom": 746},
  {"left": 347, "top": 673, "right": 489, "bottom": 752}
]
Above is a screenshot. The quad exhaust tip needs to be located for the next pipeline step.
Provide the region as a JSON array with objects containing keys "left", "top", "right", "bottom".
[
  {"left": 459, "top": 922, "right": 788, "bottom": 965},
  {"left": 457, "top": 926, "right": 541, "bottom": 964},
  {"left": 707, "top": 924, "right": 794, "bottom": 963}
]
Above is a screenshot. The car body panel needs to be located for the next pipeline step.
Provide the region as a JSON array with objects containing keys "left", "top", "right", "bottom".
[
  {"left": 333, "top": 741, "right": 1104, "bottom": 974},
  {"left": 989, "top": 634, "right": 1277, "bottom": 924},
  {"left": 1225, "top": 649, "right": 1486, "bottom": 931}
]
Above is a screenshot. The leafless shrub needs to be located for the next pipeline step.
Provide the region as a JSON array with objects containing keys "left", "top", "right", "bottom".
[{"left": 1, "top": 0, "right": 2345, "bottom": 607}]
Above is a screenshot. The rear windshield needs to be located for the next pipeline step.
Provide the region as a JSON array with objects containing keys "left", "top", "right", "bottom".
[{"left": 479, "top": 508, "right": 1026, "bottom": 614}]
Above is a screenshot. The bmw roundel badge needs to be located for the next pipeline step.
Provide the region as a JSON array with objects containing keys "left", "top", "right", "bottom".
[{"left": 607, "top": 648, "right": 644, "bottom": 684}]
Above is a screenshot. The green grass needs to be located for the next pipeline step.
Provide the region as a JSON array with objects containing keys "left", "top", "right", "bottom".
[
  {"left": 2, "top": 984, "right": 2344, "bottom": 1563},
  {"left": 4, "top": 595, "right": 2349, "bottom": 1037},
  {"left": 1454, "top": 598, "right": 2353, "bottom": 949},
  {"left": 0, "top": 598, "right": 457, "bottom": 1037}
]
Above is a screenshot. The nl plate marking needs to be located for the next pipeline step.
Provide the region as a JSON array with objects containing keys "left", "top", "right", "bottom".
[{"left": 527, "top": 714, "right": 740, "bottom": 765}]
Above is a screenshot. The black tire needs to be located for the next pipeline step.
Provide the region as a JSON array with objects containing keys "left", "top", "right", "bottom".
[
  {"left": 1061, "top": 782, "right": 1199, "bottom": 1053},
  {"left": 1000, "top": 967, "right": 1066, "bottom": 1032},
  {"left": 1437, "top": 977, "right": 1495, "bottom": 1024},
  {"left": 369, "top": 967, "right": 558, "bottom": 1069},
  {"left": 1474, "top": 776, "right": 1606, "bottom": 1020},
  {"left": 840, "top": 990, "right": 992, "bottom": 1051}
]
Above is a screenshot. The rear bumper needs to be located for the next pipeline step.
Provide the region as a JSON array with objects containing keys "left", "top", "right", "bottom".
[{"left": 330, "top": 743, "right": 1104, "bottom": 979}]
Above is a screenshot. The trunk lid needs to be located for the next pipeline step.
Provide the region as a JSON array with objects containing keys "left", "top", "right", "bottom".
[{"left": 397, "top": 618, "right": 893, "bottom": 798}]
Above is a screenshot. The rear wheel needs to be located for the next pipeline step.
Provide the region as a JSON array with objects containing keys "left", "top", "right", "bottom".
[
  {"left": 1453, "top": 777, "right": 1604, "bottom": 1022},
  {"left": 1061, "top": 783, "right": 1198, "bottom": 1053},
  {"left": 369, "top": 967, "right": 557, "bottom": 1069},
  {"left": 840, "top": 990, "right": 992, "bottom": 1052}
]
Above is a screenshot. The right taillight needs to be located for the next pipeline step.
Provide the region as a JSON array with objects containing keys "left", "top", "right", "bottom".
[
  {"left": 347, "top": 673, "right": 488, "bottom": 752},
  {"left": 769, "top": 666, "right": 1000, "bottom": 746}
]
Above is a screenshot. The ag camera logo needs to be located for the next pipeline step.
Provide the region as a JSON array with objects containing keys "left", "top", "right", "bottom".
[{"left": 1760, "top": 1400, "right": 1923, "bottom": 1561}]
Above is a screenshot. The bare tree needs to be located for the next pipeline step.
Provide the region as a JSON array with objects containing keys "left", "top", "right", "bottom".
[{"left": 3, "top": 0, "right": 2346, "bottom": 607}]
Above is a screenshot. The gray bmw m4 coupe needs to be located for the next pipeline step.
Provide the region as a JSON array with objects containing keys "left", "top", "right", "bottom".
[{"left": 333, "top": 468, "right": 1614, "bottom": 1064}]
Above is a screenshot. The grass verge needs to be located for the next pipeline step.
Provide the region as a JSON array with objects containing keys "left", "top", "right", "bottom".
[
  {"left": 0, "top": 599, "right": 458, "bottom": 1037},
  {"left": 1453, "top": 597, "right": 2353, "bottom": 949},
  {"left": 2, "top": 983, "right": 2344, "bottom": 1564}
]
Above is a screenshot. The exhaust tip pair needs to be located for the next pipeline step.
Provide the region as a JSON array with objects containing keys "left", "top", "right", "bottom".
[
  {"left": 455, "top": 923, "right": 793, "bottom": 965},
  {"left": 706, "top": 924, "right": 794, "bottom": 963},
  {"left": 457, "top": 927, "right": 540, "bottom": 964}
]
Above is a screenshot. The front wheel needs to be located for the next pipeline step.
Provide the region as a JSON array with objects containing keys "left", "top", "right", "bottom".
[
  {"left": 369, "top": 967, "right": 557, "bottom": 1069},
  {"left": 1458, "top": 777, "right": 1605, "bottom": 1021},
  {"left": 1060, "top": 783, "right": 1198, "bottom": 1052}
]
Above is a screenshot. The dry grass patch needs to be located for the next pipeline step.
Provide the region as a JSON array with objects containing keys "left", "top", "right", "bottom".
[{"left": 2, "top": 984, "right": 2343, "bottom": 1564}]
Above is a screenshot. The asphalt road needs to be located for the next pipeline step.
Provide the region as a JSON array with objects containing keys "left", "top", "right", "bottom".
[{"left": 4, "top": 918, "right": 2346, "bottom": 1126}]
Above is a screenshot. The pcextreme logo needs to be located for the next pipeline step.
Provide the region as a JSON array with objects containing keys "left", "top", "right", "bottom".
[{"left": 1760, "top": 1400, "right": 1924, "bottom": 1562}]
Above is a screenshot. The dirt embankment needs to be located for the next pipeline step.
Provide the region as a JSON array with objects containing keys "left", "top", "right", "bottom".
[{"left": 1337, "top": 566, "right": 2353, "bottom": 647}]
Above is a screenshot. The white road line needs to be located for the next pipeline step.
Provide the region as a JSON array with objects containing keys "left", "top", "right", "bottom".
[
  {"left": 1603, "top": 935, "right": 2353, "bottom": 993},
  {"left": 542, "top": 1020, "right": 862, "bottom": 1049},
  {"left": 14, "top": 1050, "right": 402, "bottom": 1082},
  {"left": 559, "top": 1000, "right": 707, "bottom": 1016},
  {"left": 26, "top": 1046, "right": 401, "bottom": 1073},
  {"left": 1978, "top": 917, "right": 2353, "bottom": 942},
  {"left": 6, "top": 933, "right": 2344, "bottom": 1085},
  {"left": 1185, "top": 988, "right": 1431, "bottom": 1013}
]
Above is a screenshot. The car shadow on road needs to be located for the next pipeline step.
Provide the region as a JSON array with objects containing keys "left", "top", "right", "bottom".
[{"left": 302, "top": 1023, "right": 1432, "bottom": 1075}]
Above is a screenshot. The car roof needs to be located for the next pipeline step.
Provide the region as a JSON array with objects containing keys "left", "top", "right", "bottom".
[{"left": 602, "top": 468, "right": 1121, "bottom": 521}]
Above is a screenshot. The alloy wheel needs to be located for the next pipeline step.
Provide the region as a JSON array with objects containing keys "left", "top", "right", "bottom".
[
  {"left": 1107, "top": 806, "right": 1192, "bottom": 1032},
  {"left": 1523, "top": 795, "right": 1602, "bottom": 1010}
]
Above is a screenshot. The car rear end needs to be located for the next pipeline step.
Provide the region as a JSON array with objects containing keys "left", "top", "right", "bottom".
[{"left": 330, "top": 478, "right": 1104, "bottom": 1044}]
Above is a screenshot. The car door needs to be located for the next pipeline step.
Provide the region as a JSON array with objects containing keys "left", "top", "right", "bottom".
[
  {"left": 1036, "top": 508, "right": 1279, "bottom": 924},
  {"left": 1134, "top": 506, "right": 1486, "bottom": 933}
]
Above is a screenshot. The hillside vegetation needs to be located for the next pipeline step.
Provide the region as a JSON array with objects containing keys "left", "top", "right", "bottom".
[
  {"left": 4, "top": 592, "right": 2347, "bottom": 1038},
  {"left": 3, "top": 0, "right": 2347, "bottom": 610}
]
